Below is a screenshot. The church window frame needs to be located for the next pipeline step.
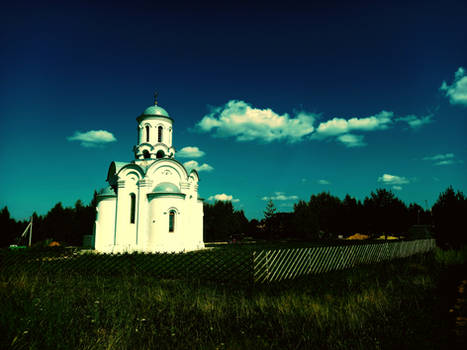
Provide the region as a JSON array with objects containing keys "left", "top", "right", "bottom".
[
  {"left": 130, "top": 193, "right": 136, "bottom": 224},
  {"left": 145, "top": 125, "right": 150, "bottom": 142},
  {"left": 158, "top": 126, "right": 163, "bottom": 143},
  {"left": 169, "top": 210, "right": 176, "bottom": 232}
]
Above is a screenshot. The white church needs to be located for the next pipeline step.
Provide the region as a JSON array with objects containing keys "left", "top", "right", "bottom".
[{"left": 93, "top": 96, "right": 205, "bottom": 253}]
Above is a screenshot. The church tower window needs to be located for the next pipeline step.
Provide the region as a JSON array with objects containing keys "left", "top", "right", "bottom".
[
  {"left": 156, "top": 150, "right": 165, "bottom": 159},
  {"left": 145, "top": 125, "right": 150, "bottom": 142},
  {"left": 169, "top": 210, "right": 175, "bottom": 232},
  {"left": 130, "top": 193, "right": 136, "bottom": 224},
  {"left": 143, "top": 150, "right": 150, "bottom": 159},
  {"left": 158, "top": 126, "right": 163, "bottom": 142}
]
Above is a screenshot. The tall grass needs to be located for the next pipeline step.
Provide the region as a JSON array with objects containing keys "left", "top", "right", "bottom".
[{"left": 1, "top": 248, "right": 464, "bottom": 349}]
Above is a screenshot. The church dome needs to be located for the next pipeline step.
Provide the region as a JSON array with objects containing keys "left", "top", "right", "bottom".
[
  {"left": 142, "top": 105, "right": 170, "bottom": 117},
  {"left": 153, "top": 182, "right": 180, "bottom": 193}
]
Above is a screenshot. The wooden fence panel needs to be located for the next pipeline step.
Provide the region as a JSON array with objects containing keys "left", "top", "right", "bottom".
[{"left": 253, "top": 239, "right": 435, "bottom": 283}]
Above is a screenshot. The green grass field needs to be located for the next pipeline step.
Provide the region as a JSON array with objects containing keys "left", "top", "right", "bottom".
[{"left": 1, "top": 247, "right": 466, "bottom": 349}]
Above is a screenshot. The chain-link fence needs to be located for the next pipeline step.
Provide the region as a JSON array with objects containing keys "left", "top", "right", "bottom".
[{"left": 0, "top": 239, "right": 436, "bottom": 284}]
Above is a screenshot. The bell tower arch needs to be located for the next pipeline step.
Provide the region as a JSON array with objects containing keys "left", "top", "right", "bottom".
[{"left": 134, "top": 93, "right": 175, "bottom": 161}]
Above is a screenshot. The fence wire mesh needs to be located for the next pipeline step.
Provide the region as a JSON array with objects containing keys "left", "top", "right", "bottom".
[{"left": 0, "top": 239, "right": 435, "bottom": 284}]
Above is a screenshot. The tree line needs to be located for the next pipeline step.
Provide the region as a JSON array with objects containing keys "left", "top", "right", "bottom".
[
  {"left": 204, "top": 186, "right": 466, "bottom": 249},
  {"left": 0, "top": 192, "right": 98, "bottom": 248},
  {"left": 0, "top": 186, "right": 465, "bottom": 249}
]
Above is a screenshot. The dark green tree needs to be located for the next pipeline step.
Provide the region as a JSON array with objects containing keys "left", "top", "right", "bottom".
[
  {"left": 363, "top": 189, "right": 408, "bottom": 236},
  {"left": 341, "top": 194, "right": 363, "bottom": 235},
  {"left": 432, "top": 186, "right": 467, "bottom": 249},
  {"left": 203, "top": 201, "right": 248, "bottom": 242},
  {"left": 263, "top": 199, "right": 276, "bottom": 221},
  {"left": 308, "top": 192, "right": 342, "bottom": 238},
  {"left": 262, "top": 199, "right": 278, "bottom": 239},
  {"left": 292, "top": 200, "right": 319, "bottom": 240}
]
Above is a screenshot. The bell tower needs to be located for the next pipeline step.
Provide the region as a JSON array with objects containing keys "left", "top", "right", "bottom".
[{"left": 134, "top": 93, "right": 176, "bottom": 161}]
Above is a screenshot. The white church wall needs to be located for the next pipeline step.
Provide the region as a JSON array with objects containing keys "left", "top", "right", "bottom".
[
  {"left": 114, "top": 169, "right": 141, "bottom": 252},
  {"left": 135, "top": 182, "right": 151, "bottom": 250},
  {"left": 147, "top": 195, "right": 186, "bottom": 252},
  {"left": 94, "top": 196, "right": 116, "bottom": 253}
]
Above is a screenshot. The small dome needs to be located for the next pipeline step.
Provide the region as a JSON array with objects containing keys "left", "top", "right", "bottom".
[
  {"left": 142, "top": 105, "right": 170, "bottom": 117},
  {"left": 153, "top": 182, "right": 180, "bottom": 193},
  {"left": 98, "top": 186, "right": 116, "bottom": 196}
]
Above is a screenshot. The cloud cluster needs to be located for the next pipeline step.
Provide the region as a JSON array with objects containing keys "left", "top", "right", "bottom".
[
  {"left": 317, "top": 179, "right": 331, "bottom": 185},
  {"left": 207, "top": 193, "right": 240, "bottom": 202},
  {"left": 378, "top": 174, "right": 410, "bottom": 190},
  {"left": 313, "top": 110, "right": 393, "bottom": 137},
  {"left": 183, "top": 160, "right": 213, "bottom": 172},
  {"left": 397, "top": 114, "right": 433, "bottom": 129},
  {"left": 378, "top": 173, "right": 410, "bottom": 190},
  {"left": 423, "top": 153, "right": 463, "bottom": 166},
  {"left": 195, "top": 100, "right": 434, "bottom": 148},
  {"left": 262, "top": 192, "right": 298, "bottom": 201},
  {"left": 301, "top": 110, "right": 390, "bottom": 147},
  {"left": 377, "top": 174, "right": 410, "bottom": 185},
  {"left": 178, "top": 146, "right": 214, "bottom": 172},
  {"left": 336, "top": 134, "right": 366, "bottom": 148},
  {"left": 196, "top": 100, "right": 316, "bottom": 143},
  {"left": 67, "top": 130, "right": 117, "bottom": 147},
  {"left": 177, "top": 146, "right": 206, "bottom": 158},
  {"left": 440, "top": 67, "right": 467, "bottom": 106}
]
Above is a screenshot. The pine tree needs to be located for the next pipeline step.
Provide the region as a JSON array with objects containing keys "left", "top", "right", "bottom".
[{"left": 263, "top": 199, "right": 276, "bottom": 221}]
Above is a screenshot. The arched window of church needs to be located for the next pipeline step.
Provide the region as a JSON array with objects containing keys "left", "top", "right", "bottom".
[
  {"left": 145, "top": 125, "right": 150, "bottom": 142},
  {"left": 156, "top": 150, "right": 165, "bottom": 159},
  {"left": 130, "top": 193, "right": 136, "bottom": 224},
  {"left": 143, "top": 150, "right": 150, "bottom": 159},
  {"left": 169, "top": 210, "right": 175, "bottom": 232},
  {"left": 158, "top": 126, "right": 163, "bottom": 143}
]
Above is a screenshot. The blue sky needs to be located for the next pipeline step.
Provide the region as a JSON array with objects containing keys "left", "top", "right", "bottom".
[{"left": 1, "top": 1, "right": 466, "bottom": 220}]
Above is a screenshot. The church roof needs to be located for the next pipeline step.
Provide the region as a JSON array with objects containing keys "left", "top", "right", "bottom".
[
  {"left": 97, "top": 186, "right": 116, "bottom": 197},
  {"left": 152, "top": 182, "right": 180, "bottom": 193},
  {"left": 142, "top": 105, "right": 170, "bottom": 117}
]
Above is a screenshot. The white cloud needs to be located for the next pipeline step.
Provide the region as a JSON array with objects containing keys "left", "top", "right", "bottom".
[
  {"left": 392, "top": 186, "right": 402, "bottom": 191},
  {"left": 177, "top": 146, "right": 206, "bottom": 158},
  {"left": 262, "top": 192, "right": 299, "bottom": 201},
  {"left": 435, "top": 159, "right": 464, "bottom": 166},
  {"left": 423, "top": 153, "right": 455, "bottom": 161},
  {"left": 196, "top": 100, "right": 316, "bottom": 143},
  {"left": 440, "top": 67, "right": 467, "bottom": 106},
  {"left": 183, "top": 160, "right": 214, "bottom": 172},
  {"left": 377, "top": 174, "right": 410, "bottom": 185},
  {"left": 336, "top": 134, "right": 366, "bottom": 148},
  {"left": 318, "top": 179, "right": 331, "bottom": 185},
  {"left": 310, "top": 110, "right": 392, "bottom": 147},
  {"left": 397, "top": 114, "right": 433, "bottom": 129},
  {"left": 67, "top": 130, "right": 116, "bottom": 147},
  {"left": 423, "top": 153, "right": 463, "bottom": 166},
  {"left": 312, "top": 110, "right": 393, "bottom": 138},
  {"left": 208, "top": 193, "right": 240, "bottom": 202}
]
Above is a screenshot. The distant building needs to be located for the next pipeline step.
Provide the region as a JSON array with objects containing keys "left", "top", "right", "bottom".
[{"left": 94, "top": 97, "right": 204, "bottom": 253}]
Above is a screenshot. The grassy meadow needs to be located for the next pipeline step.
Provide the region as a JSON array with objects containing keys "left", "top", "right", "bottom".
[{"left": 1, "top": 247, "right": 466, "bottom": 349}]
